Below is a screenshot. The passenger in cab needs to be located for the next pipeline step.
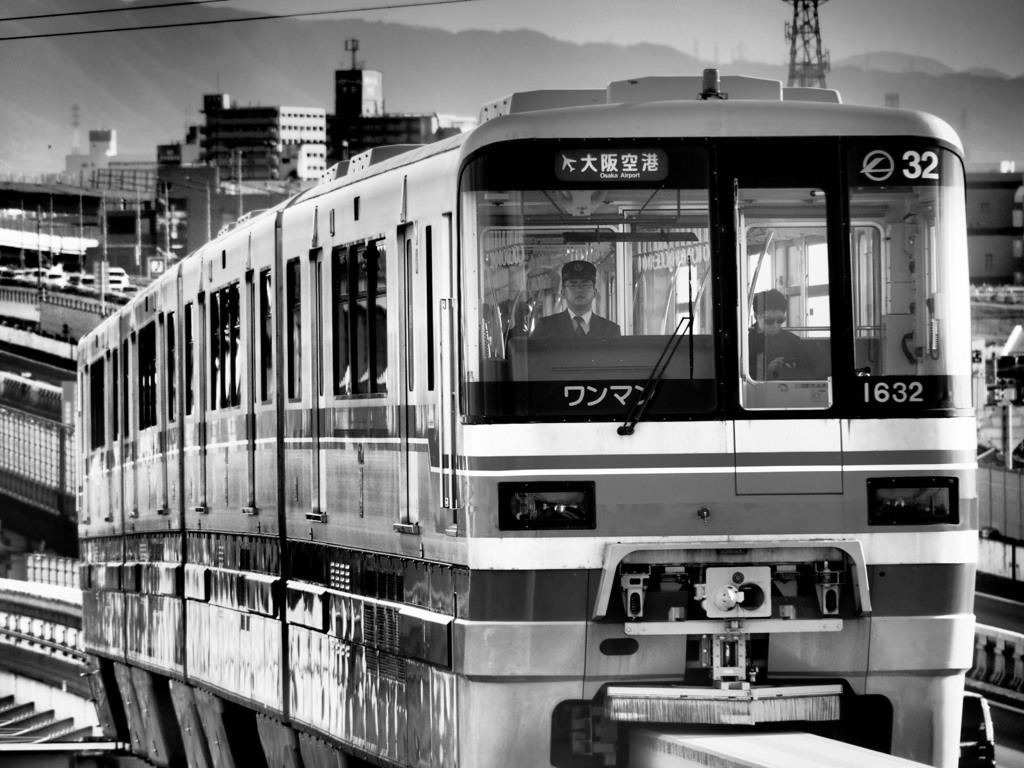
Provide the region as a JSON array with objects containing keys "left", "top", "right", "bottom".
[
  {"left": 748, "top": 288, "right": 816, "bottom": 380},
  {"left": 531, "top": 260, "right": 620, "bottom": 339}
]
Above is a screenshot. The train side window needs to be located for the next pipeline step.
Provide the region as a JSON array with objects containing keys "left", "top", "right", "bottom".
[
  {"left": 405, "top": 236, "right": 414, "bottom": 391},
  {"left": 122, "top": 340, "right": 130, "bottom": 433},
  {"left": 259, "top": 269, "right": 273, "bottom": 402},
  {"left": 850, "top": 225, "right": 883, "bottom": 374},
  {"left": 332, "top": 246, "right": 351, "bottom": 395},
  {"left": 332, "top": 240, "right": 387, "bottom": 396},
  {"left": 366, "top": 240, "right": 387, "bottom": 393},
  {"left": 210, "top": 289, "right": 220, "bottom": 410},
  {"left": 185, "top": 302, "right": 194, "bottom": 416},
  {"left": 166, "top": 312, "right": 176, "bottom": 422},
  {"left": 226, "top": 285, "right": 241, "bottom": 407},
  {"left": 425, "top": 226, "right": 434, "bottom": 391},
  {"left": 314, "top": 254, "right": 324, "bottom": 398},
  {"left": 287, "top": 259, "right": 302, "bottom": 400},
  {"left": 111, "top": 349, "right": 119, "bottom": 440},
  {"left": 210, "top": 284, "right": 241, "bottom": 409},
  {"left": 89, "top": 358, "right": 105, "bottom": 450},
  {"left": 138, "top": 321, "right": 158, "bottom": 429}
]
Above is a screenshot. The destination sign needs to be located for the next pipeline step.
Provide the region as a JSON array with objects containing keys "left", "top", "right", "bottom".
[{"left": 555, "top": 149, "right": 668, "bottom": 182}]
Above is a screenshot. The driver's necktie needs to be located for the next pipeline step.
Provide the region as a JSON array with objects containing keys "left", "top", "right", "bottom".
[{"left": 574, "top": 316, "right": 586, "bottom": 336}]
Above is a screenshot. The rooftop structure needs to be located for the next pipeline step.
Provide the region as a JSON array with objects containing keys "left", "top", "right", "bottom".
[{"left": 201, "top": 96, "right": 328, "bottom": 182}]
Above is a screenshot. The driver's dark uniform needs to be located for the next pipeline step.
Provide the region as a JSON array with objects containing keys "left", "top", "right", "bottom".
[{"left": 748, "top": 327, "right": 814, "bottom": 380}]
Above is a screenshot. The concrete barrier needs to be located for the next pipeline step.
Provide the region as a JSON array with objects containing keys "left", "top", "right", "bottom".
[
  {"left": 978, "top": 536, "right": 1022, "bottom": 582},
  {"left": 969, "top": 623, "right": 1024, "bottom": 704},
  {"left": 26, "top": 554, "right": 79, "bottom": 589}
]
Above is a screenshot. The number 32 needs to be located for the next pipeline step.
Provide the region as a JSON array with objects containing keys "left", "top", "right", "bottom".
[{"left": 903, "top": 151, "right": 939, "bottom": 180}]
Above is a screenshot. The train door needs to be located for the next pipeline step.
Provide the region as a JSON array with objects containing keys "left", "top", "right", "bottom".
[
  {"left": 725, "top": 144, "right": 844, "bottom": 494},
  {"left": 137, "top": 313, "right": 164, "bottom": 519},
  {"left": 181, "top": 299, "right": 196, "bottom": 515},
  {"left": 158, "top": 310, "right": 173, "bottom": 517},
  {"left": 397, "top": 223, "right": 417, "bottom": 532},
  {"left": 162, "top": 281, "right": 183, "bottom": 520},
  {"left": 122, "top": 332, "right": 138, "bottom": 518},
  {"left": 309, "top": 245, "right": 326, "bottom": 520},
  {"left": 108, "top": 342, "right": 122, "bottom": 523},
  {"left": 243, "top": 264, "right": 257, "bottom": 516},
  {"left": 438, "top": 213, "right": 460, "bottom": 523},
  {"left": 188, "top": 291, "right": 209, "bottom": 515},
  {"left": 279, "top": 252, "right": 314, "bottom": 523},
  {"left": 254, "top": 266, "right": 277, "bottom": 519}
]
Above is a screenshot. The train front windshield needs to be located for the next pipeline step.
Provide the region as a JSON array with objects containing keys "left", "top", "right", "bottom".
[
  {"left": 461, "top": 139, "right": 970, "bottom": 422},
  {"left": 462, "top": 144, "right": 715, "bottom": 421}
]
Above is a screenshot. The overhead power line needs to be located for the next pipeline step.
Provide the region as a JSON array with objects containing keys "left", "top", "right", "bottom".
[
  {"left": 0, "top": 0, "right": 474, "bottom": 42},
  {"left": 0, "top": 0, "right": 236, "bottom": 23}
]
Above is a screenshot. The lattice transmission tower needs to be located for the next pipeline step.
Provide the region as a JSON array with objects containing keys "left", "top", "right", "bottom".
[{"left": 783, "top": 0, "right": 830, "bottom": 88}]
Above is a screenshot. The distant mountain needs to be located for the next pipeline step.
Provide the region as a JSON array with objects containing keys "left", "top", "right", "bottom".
[
  {"left": 964, "top": 68, "right": 1012, "bottom": 80},
  {"left": 2, "top": 1, "right": 1023, "bottom": 176},
  {"left": 833, "top": 52, "right": 955, "bottom": 77}
]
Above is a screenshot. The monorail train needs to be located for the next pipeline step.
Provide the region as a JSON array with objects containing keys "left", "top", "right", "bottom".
[{"left": 77, "top": 71, "right": 977, "bottom": 768}]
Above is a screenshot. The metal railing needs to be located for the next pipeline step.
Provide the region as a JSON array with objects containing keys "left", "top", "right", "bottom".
[
  {"left": 0, "top": 373, "right": 63, "bottom": 421},
  {"left": 24, "top": 555, "right": 79, "bottom": 589},
  {"left": 0, "top": 405, "right": 74, "bottom": 519},
  {"left": 972, "top": 285, "right": 1024, "bottom": 306},
  {"left": 0, "top": 574, "right": 85, "bottom": 667},
  {"left": 0, "top": 560, "right": 109, "bottom": 752}
]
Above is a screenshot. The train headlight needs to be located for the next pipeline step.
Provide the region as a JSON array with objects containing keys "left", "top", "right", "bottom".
[
  {"left": 498, "top": 481, "right": 596, "bottom": 530},
  {"left": 867, "top": 477, "right": 958, "bottom": 526}
]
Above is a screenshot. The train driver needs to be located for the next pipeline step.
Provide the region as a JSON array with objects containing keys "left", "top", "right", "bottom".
[
  {"left": 748, "top": 288, "right": 816, "bottom": 380},
  {"left": 530, "top": 260, "right": 621, "bottom": 339}
]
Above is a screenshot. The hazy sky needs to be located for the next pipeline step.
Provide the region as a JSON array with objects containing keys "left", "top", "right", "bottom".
[{"left": 229, "top": 0, "right": 1024, "bottom": 76}]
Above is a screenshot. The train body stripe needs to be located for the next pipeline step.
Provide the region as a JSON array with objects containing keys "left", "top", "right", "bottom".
[
  {"left": 458, "top": 448, "right": 971, "bottom": 471},
  {"left": 464, "top": 529, "right": 979, "bottom": 570},
  {"left": 181, "top": 438, "right": 975, "bottom": 475},
  {"left": 455, "top": 461, "right": 974, "bottom": 478}
]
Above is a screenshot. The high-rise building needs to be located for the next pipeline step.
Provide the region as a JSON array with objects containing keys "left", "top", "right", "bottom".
[
  {"left": 328, "top": 62, "right": 464, "bottom": 162},
  {"left": 966, "top": 171, "right": 1024, "bottom": 284},
  {"left": 335, "top": 68, "right": 384, "bottom": 122},
  {"left": 201, "top": 95, "right": 327, "bottom": 181},
  {"left": 64, "top": 128, "right": 118, "bottom": 181}
]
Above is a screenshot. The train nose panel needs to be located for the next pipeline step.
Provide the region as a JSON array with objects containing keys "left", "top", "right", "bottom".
[{"left": 734, "top": 419, "right": 843, "bottom": 495}]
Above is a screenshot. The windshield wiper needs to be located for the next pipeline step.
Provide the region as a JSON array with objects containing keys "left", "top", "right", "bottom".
[
  {"left": 618, "top": 312, "right": 694, "bottom": 436},
  {"left": 619, "top": 260, "right": 708, "bottom": 435}
]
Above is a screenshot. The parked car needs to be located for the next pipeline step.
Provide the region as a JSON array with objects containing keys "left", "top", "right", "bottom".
[
  {"left": 960, "top": 692, "right": 996, "bottom": 768},
  {"left": 13, "top": 267, "right": 45, "bottom": 284},
  {"left": 44, "top": 266, "right": 68, "bottom": 289},
  {"left": 63, "top": 272, "right": 97, "bottom": 295},
  {"left": 99, "top": 266, "right": 129, "bottom": 292}
]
